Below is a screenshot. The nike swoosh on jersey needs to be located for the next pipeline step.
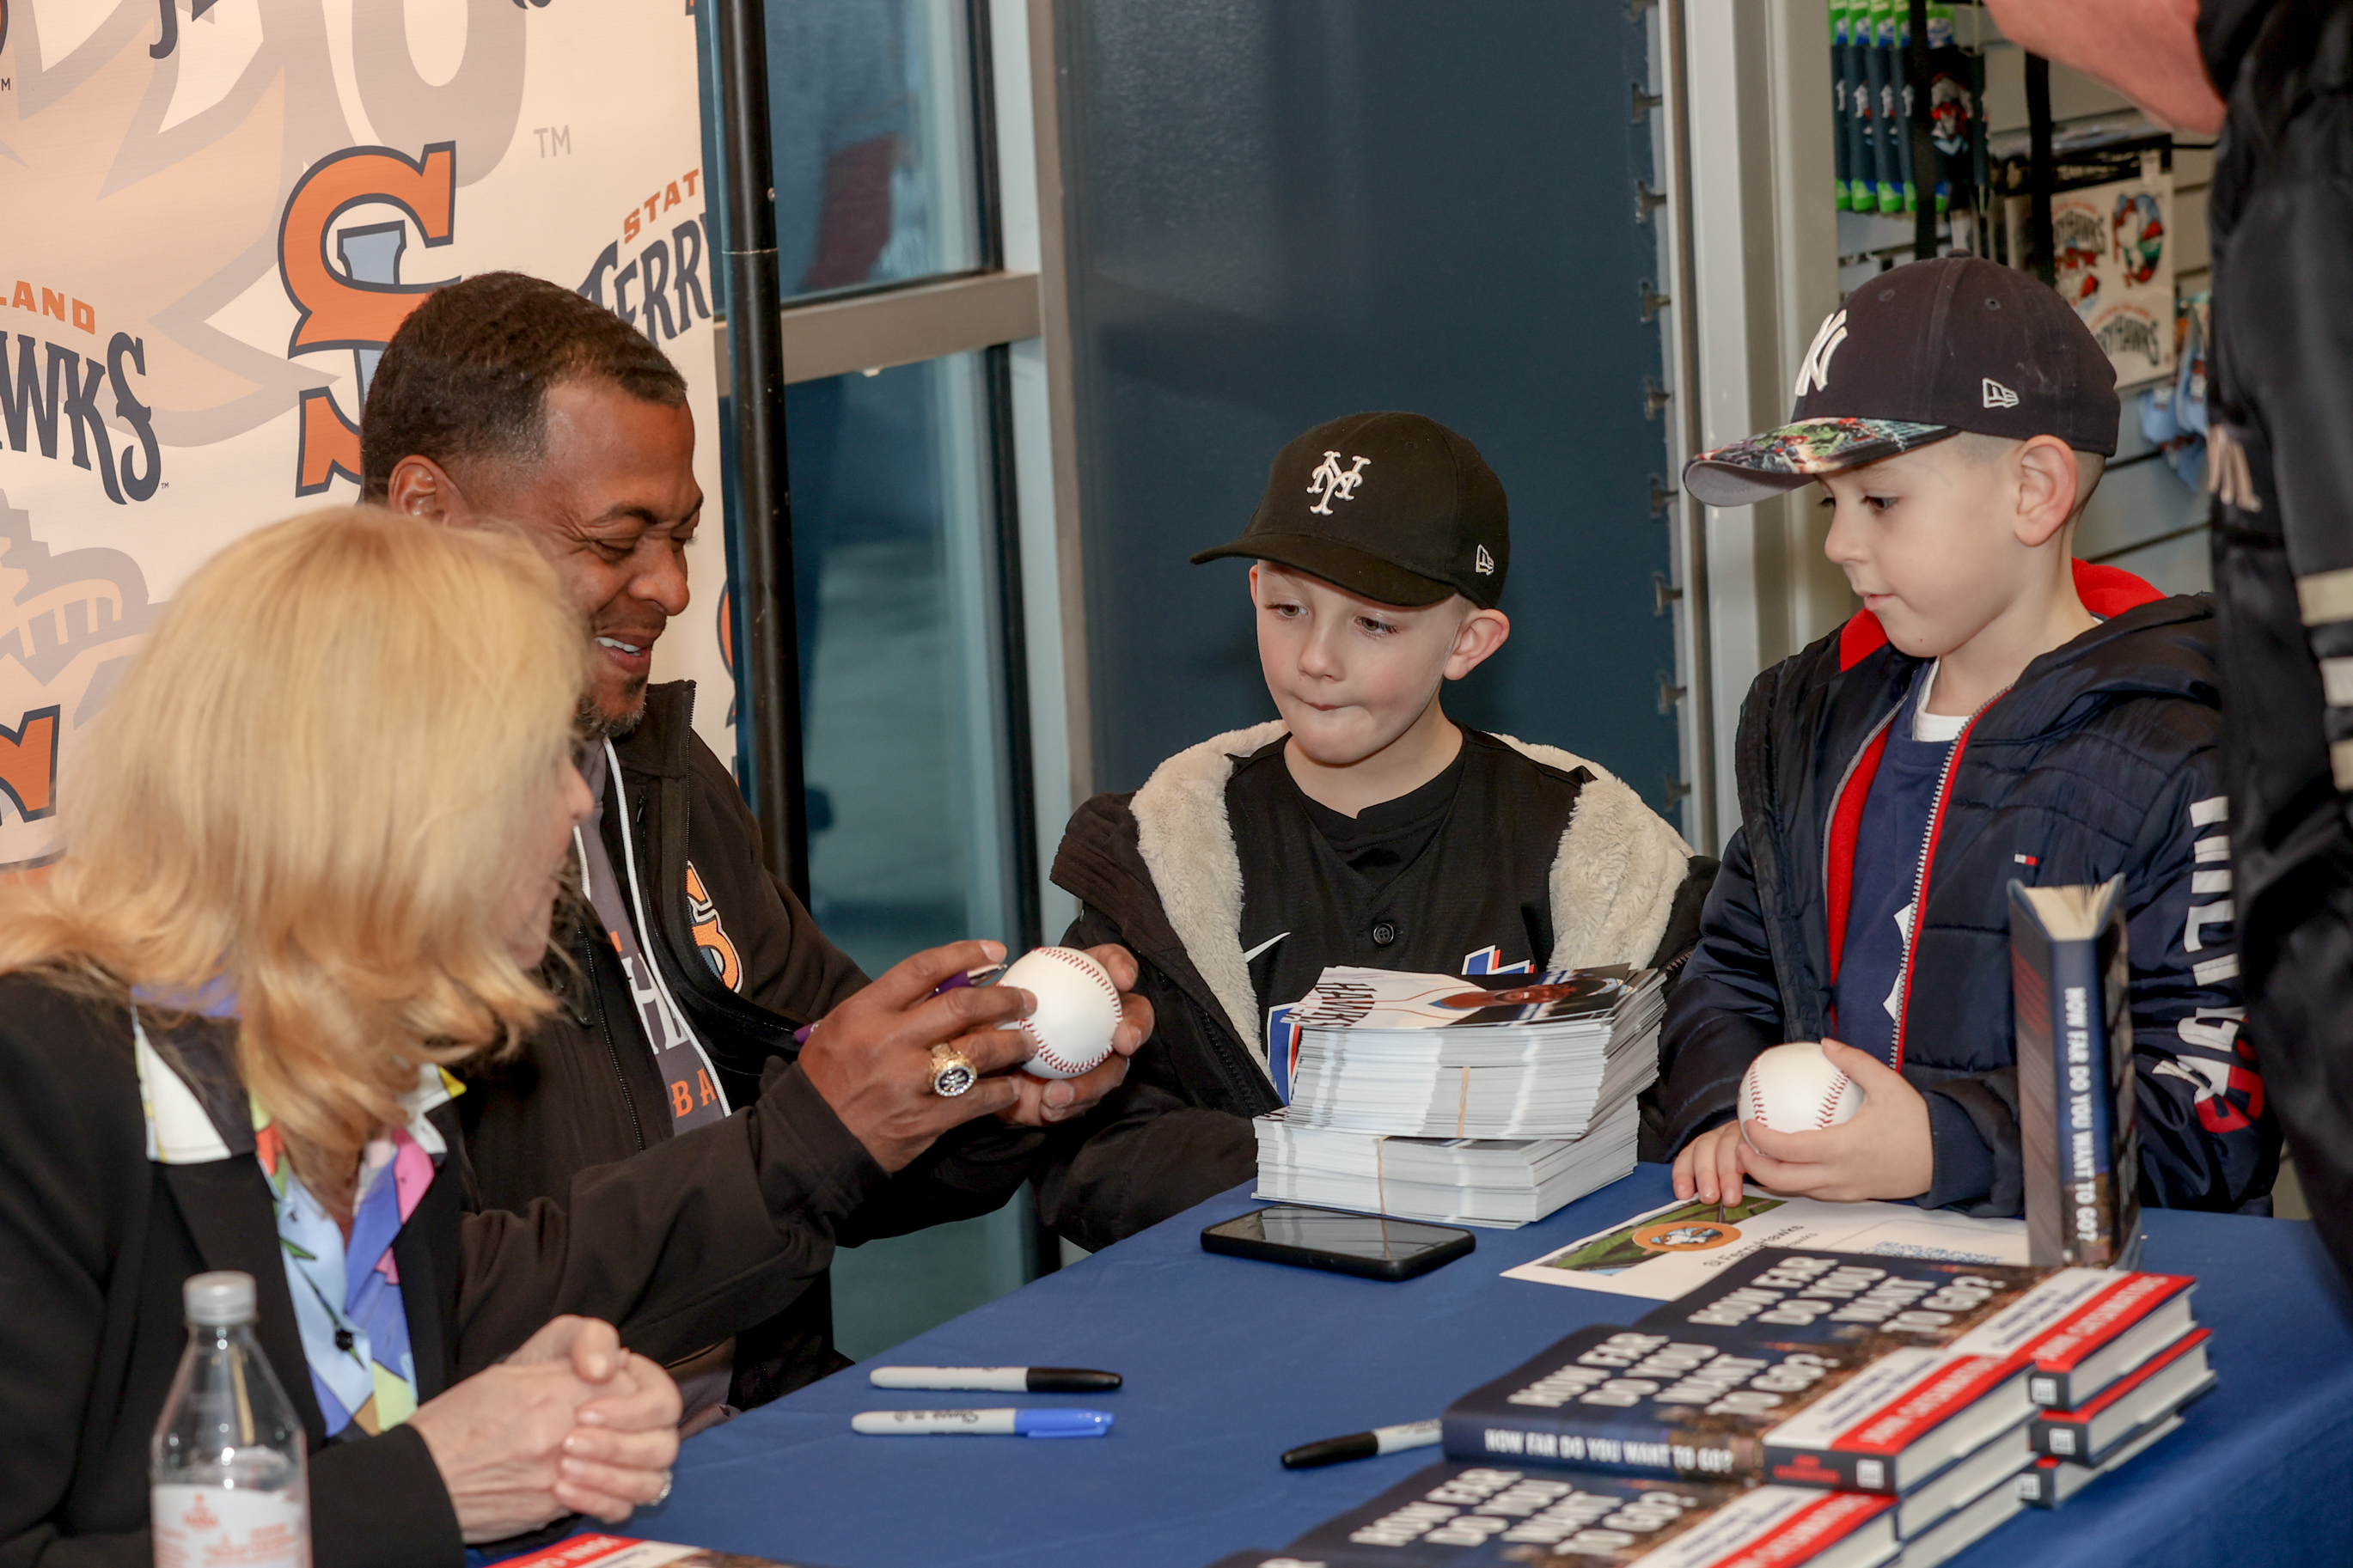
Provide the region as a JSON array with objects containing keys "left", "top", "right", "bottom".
[{"left": 1242, "top": 931, "right": 1290, "bottom": 964}]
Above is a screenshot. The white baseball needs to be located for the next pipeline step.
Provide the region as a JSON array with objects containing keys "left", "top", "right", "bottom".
[
  {"left": 1002, "top": 947, "right": 1122, "bottom": 1079},
  {"left": 1739, "top": 1042, "right": 1865, "bottom": 1136}
]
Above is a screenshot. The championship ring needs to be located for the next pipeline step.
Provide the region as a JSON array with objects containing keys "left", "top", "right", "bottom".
[{"left": 928, "top": 1043, "right": 978, "bottom": 1098}]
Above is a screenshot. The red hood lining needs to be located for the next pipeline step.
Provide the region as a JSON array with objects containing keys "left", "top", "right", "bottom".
[{"left": 1836, "top": 561, "right": 2164, "bottom": 672}]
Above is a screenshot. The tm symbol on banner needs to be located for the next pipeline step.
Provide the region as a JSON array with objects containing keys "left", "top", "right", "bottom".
[{"left": 535, "top": 127, "right": 571, "bottom": 157}]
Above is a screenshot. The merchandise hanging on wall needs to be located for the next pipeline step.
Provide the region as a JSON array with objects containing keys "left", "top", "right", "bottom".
[
  {"left": 1995, "top": 140, "right": 2178, "bottom": 389},
  {"left": 1830, "top": 1, "right": 1980, "bottom": 222},
  {"left": 0, "top": 0, "right": 731, "bottom": 873}
]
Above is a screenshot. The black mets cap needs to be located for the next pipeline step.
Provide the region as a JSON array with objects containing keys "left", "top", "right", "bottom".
[
  {"left": 1684, "top": 255, "right": 2121, "bottom": 509},
  {"left": 1190, "top": 411, "right": 1509, "bottom": 609}
]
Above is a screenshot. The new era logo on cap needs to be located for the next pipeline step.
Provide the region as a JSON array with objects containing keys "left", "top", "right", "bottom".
[
  {"left": 1983, "top": 378, "right": 2020, "bottom": 408},
  {"left": 1475, "top": 545, "right": 1495, "bottom": 576}
]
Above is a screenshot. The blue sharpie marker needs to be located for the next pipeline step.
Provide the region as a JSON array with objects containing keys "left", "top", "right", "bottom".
[{"left": 850, "top": 1408, "right": 1113, "bottom": 1439}]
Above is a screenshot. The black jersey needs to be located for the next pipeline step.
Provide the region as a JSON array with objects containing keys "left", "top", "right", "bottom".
[
  {"left": 1227, "top": 727, "right": 1590, "bottom": 1072},
  {"left": 1045, "top": 717, "right": 1712, "bottom": 1247}
]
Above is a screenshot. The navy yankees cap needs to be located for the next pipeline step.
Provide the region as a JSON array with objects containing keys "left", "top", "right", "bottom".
[
  {"left": 1684, "top": 256, "right": 2121, "bottom": 509},
  {"left": 1190, "top": 412, "right": 1509, "bottom": 609}
]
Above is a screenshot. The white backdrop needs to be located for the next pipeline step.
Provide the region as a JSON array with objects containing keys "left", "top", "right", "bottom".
[{"left": 0, "top": 0, "right": 735, "bottom": 872}]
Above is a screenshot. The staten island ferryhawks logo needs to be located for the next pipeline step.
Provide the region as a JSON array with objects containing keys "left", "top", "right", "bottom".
[{"left": 1306, "top": 452, "right": 1371, "bottom": 515}]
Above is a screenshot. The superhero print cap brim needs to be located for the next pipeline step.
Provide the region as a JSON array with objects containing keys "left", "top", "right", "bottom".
[{"left": 1682, "top": 418, "right": 1959, "bottom": 509}]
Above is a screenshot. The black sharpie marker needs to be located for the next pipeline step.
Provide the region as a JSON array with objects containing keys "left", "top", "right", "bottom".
[
  {"left": 869, "top": 1365, "right": 1123, "bottom": 1394},
  {"left": 1281, "top": 1418, "right": 1442, "bottom": 1469}
]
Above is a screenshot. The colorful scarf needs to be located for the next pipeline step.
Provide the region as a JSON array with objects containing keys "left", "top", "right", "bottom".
[{"left": 135, "top": 1009, "right": 459, "bottom": 1438}]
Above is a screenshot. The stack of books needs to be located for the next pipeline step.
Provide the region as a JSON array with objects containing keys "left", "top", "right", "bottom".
[
  {"left": 1212, "top": 1466, "right": 1899, "bottom": 1568},
  {"left": 1252, "top": 967, "right": 1663, "bottom": 1229},
  {"left": 1222, "top": 1248, "right": 2215, "bottom": 1567},
  {"left": 2013, "top": 1273, "right": 2213, "bottom": 1510}
]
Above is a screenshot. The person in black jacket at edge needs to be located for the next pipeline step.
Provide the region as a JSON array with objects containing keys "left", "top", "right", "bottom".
[
  {"left": 358, "top": 273, "right": 1150, "bottom": 1418},
  {"left": 1983, "top": 0, "right": 2353, "bottom": 1290}
]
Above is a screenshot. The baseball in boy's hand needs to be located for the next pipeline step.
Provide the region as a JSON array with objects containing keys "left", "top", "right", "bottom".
[
  {"left": 1001, "top": 947, "right": 1124, "bottom": 1079},
  {"left": 1736, "top": 1041, "right": 1934, "bottom": 1203},
  {"left": 1739, "top": 1041, "right": 1865, "bottom": 1138}
]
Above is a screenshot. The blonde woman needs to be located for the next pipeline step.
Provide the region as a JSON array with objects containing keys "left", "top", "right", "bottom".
[{"left": 0, "top": 509, "right": 1033, "bottom": 1563}]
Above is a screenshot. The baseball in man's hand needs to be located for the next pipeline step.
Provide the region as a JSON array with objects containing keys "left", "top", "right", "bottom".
[{"left": 999, "top": 947, "right": 1123, "bottom": 1079}]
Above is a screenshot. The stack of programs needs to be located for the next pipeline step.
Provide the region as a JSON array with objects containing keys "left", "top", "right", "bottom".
[
  {"left": 1283, "top": 967, "right": 1665, "bottom": 1138},
  {"left": 1252, "top": 1116, "right": 1638, "bottom": 1229},
  {"left": 1253, "top": 967, "right": 1662, "bottom": 1228}
]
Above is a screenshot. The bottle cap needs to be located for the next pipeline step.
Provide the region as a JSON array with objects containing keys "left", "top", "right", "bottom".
[{"left": 184, "top": 1271, "right": 258, "bottom": 1327}]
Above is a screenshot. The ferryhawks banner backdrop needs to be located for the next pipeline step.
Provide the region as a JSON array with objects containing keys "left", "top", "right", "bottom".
[{"left": 0, "top": 0, "right": 734, "bottom": 872}]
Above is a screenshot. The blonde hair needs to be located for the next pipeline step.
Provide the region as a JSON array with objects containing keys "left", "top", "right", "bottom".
[{"left": 0, "top": 507, "right": 590, "bottom": 1212}]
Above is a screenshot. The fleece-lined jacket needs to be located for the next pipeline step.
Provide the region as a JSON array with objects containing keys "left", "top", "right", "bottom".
[
  {"left": 1040, "top": 722, "right": 1714, "bottom": 1252},
  {"left": 1658, "top": 564, "right": 2279, "bottom": 1217}
]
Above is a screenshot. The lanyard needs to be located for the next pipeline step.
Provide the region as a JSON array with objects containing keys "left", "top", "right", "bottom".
[{"left": 576, "top": 742, "right": 730, "bottom": 1132}]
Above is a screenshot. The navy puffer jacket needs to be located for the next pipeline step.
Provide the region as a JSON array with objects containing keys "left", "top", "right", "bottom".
[{"left": 1659, "top": 563, "right": 2279, "bottom": 1217}]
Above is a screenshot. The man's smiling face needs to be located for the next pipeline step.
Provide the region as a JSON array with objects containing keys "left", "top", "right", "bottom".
[{"left": 458, "top": 380, "right": 703, "bottom": 734}]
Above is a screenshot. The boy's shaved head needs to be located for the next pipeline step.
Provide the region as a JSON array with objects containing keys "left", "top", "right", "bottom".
[{"left": 1947, "top": 431, "right": 2105, "bottom": 523}]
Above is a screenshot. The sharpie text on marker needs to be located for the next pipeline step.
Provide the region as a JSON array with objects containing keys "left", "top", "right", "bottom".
[
  {"left": 869, "top": 1366, "right": 1122, "bottom": 1394},
  {"left": 852, "top": 1408, "right": 1114, "bottom": 1438}
]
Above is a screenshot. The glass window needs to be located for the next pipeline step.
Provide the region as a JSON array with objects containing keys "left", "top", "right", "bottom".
[
  {"left": 787, "top": 350, "right": 1036, "bottom": 1352},
  {"left": 765, "top": 0, "right": 989, "bottom": 302},
  {"left": 791, "top": 351, "right": 1023, "bottom": 971}
]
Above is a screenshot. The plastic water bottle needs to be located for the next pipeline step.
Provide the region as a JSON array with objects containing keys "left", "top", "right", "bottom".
[{"left": 150, "top": 1272, "right": 310, "bottom": 1568}]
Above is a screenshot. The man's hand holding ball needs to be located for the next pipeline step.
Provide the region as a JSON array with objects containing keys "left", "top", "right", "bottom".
[
  {"left": 995, "top": 945, "right": 1151, "bottom": 1127},
  {"left": 798, "top": 939, "right": 1153, "bottom": 1173},
  {"left": 1671, "top": 1040, "right": 1934, "bottom": 1206}
]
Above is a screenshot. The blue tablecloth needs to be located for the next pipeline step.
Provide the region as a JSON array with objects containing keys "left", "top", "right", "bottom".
[{"left": 640, "top": 1168, "right": 2353, "bottom": 1568}]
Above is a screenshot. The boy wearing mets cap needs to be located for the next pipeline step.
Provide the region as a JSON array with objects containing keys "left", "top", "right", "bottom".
[
  {"left": 1032, "top": 412, "right": 1716, "bottom": 1248},
  {"left": 1660, "top": 255, "right": 2275, "bottom": 1217}
]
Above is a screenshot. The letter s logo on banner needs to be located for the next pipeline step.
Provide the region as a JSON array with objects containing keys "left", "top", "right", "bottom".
[{"left": 276, "top": 143, "right": 458, "bottom": 495}]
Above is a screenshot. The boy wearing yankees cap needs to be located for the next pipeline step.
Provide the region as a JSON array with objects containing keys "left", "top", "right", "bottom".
[
  {"left": 1034, "top": 411, "right": 1717, "bottom": 1248},
  {"left": 1659, "top": 255, "right": 2275, "bottom": 1217}
]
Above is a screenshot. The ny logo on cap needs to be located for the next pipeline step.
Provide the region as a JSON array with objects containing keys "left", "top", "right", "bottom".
[
  {"left": 1982, "top": 379, "right": 2020, "bottom": 409},
  {"left": 1794, "top": 308, "right": 1849, "bottom": 398},
  {"left": 1306, "top": 451, "right": 1371, "bottom": 515}
]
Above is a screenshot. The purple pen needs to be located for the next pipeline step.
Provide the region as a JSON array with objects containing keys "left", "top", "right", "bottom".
[{"left": 792, "top": 961, "right": 1005, "bottom": 1045}]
